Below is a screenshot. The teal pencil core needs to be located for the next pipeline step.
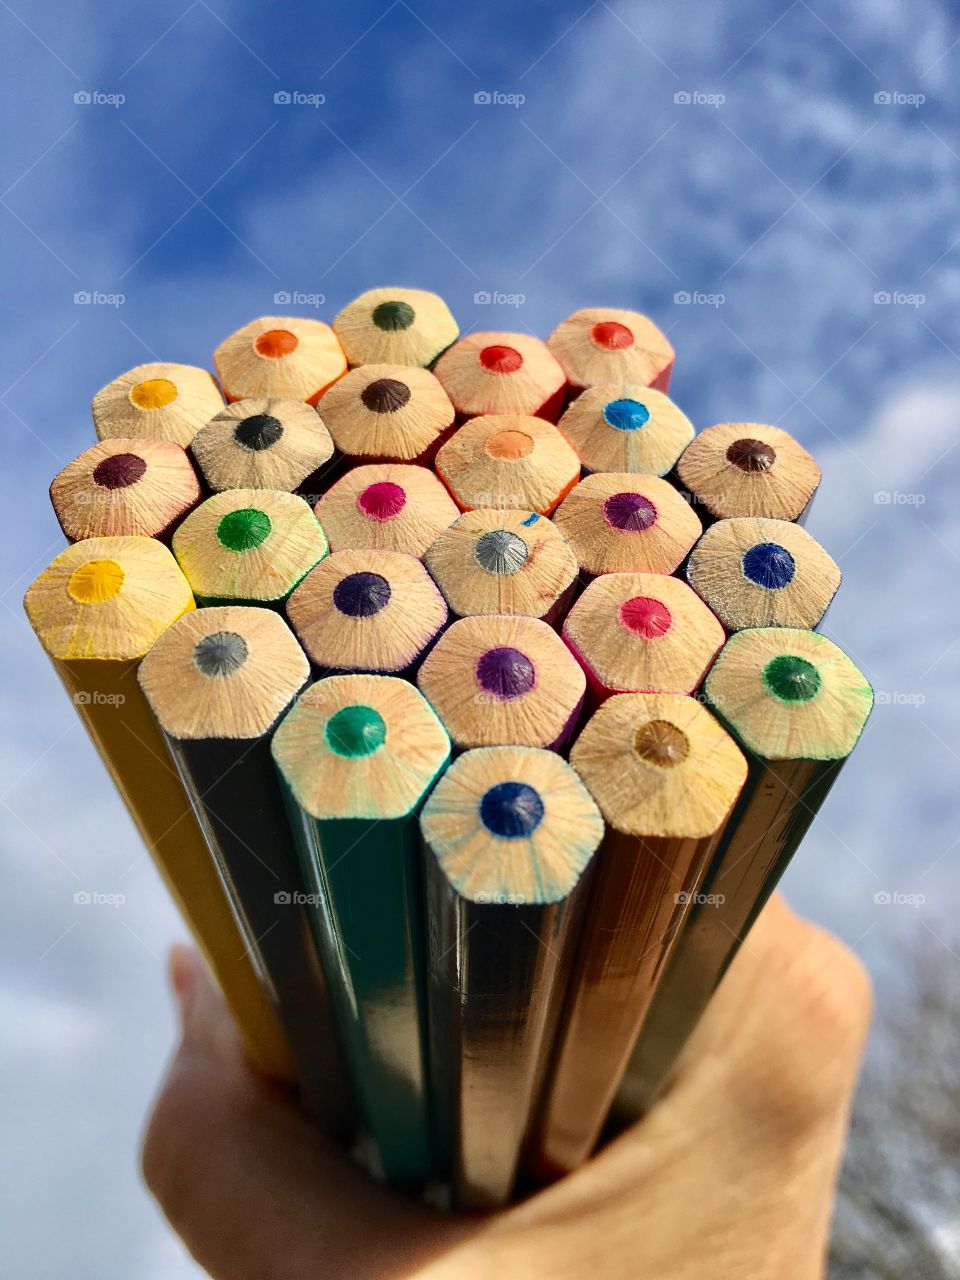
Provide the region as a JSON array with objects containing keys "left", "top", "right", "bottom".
[
  {"left": 325, "top": 705, "right": 387, "bottom": 757},
  {"left": 371, "top": 300, "right": 415, "bottom": 332},
  {"left": 216, "top": 507, "right": 272, "bottom": 551},
  {"left": 761, "top": 654, "right": 822, "bottom": 703}
]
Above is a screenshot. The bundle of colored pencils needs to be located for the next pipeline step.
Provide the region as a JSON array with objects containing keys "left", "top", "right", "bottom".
[{"left": 27, "top": 290, "right": 873, "bottom": 1209}]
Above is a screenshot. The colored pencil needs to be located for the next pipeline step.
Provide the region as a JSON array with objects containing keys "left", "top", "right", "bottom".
[
  {"left": 50, "top": 438, "right": 201, "bottom": 542},
  {"left": 272, "top": 674, "right": 450, "bottom": 1187},
  {"left": 23, "top": 536, "right": 292, "bottom": 1081},
  {"left": 423, "top": 508, "right": 579, "bottom": 625},
  {"left": 676, "top": 422, "right": 821, "bottom": 523},
  {"left": 214, "top": 316, "right": 347, "bottom": 405},
  {"left": 686, "top": 516, "right": 841, "bottom": 631},
  {"left": 557, "top": 384, "right": 694, "bottom": 475},
  {"left": 563, "top": 572, "right": 725, "bottom": 701},
  {"left": 137, "top": 605, "right": 352, "bottom": 1132},
  {"left": 172, "top": 488, "right": 328, "bottom": 607},
  {"left": 433, "top": 332, "right": 567, "bottom": 421},
  {"left": 435, "top": 414, "right": 580, "bottom": 515},
  {"left": 332, "top": 287, "right": 459, "bottom": 368},
  {"left": 552, "top": 473, "right": 702, "bottom": 577},
  {"left": 313, "top": 462, "right": 459, "bottom": 558},
  {"left": 286, "top": 548, "right": 447, "bottom": 674},
  {"left": 92, "top": 362, "right": 224, "bottom": 448},
  {"left": 621, "top": 627, "right": 874, "bottom": 1115},
  {"left": 190, "top": 397, "right": 335, "bottom": 496},
  {"left": 417, "top": 614, "right": 586, "bottom": 751},
  {"left": 317, "top": 364, "right": 455, "bottom": 465},
  {"left": 528, "top": 692, "right": 747, "bottom": 1178},
  {"left": 546, "top": 308, "right": 674, "bottom": 393},
  {"left": 420, "top": 745, "right": 604, "bottom": 1208}
]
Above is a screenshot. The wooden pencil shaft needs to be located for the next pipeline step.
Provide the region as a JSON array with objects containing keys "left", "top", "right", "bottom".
[
  {"left": 279, "top": 791, "right": 433, "bottom": 1187},
  {"left": 622, "top": 755, "right": 842, "bottom": 1115},
  {"left": 48, "top": 656, "right": 293, "bottom": 1080},
  {"left": 425, "top": 861, "right": 589, "bottom": 1209},
  {"left": 165, "top": 731, "right": 352, "bottom": 1135}
]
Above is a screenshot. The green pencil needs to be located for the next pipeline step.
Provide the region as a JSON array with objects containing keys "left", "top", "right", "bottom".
[
  {"left": 271, "top": 673, "right": 450, "bottom": 1188},
  {"left": 621, "top": 627, "right": 873, "bottom": 1115}
]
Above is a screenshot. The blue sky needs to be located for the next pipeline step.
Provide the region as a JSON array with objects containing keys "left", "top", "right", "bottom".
[{"left": 2, "top": 2, "right": 958, "bottom": 1276}]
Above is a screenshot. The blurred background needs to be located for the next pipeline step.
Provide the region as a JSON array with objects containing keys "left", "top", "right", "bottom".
[{"left": 2, "top": 1, "right": 957, "bottom": 1275}]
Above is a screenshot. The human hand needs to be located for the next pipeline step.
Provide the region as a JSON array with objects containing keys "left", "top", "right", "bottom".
[{"left": 142, "top": 894, "right": 870, "bottom": 1280}]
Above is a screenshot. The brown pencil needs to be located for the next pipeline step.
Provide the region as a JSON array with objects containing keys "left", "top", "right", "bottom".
[
  {"left": 546, "top": 308, "right": 674, "bottom": 393},
  {"left": 527, "top": 692, "right": 747, "bottom": 1179},
  {"left": 676, "top": 422, "right": 821, "bottom": 523},
  {"left": 214, "top": 316, "right": 347, "bottom": 404},
  {"left": 189, "top": 397, "right": 335, "bottom": 495},
  {"left": 686, "top": 516, "right": 841, "bottom": 631},
  {"left": 286, "top": 548, "right": 447, "bottom": 675},
  {"left": 435, "top": 414, "right": 580, "bottom": 515},
  {"left": 563, "top": 572, "right": 725, "bottom": 701},
  {"left": 557, "top": 385, "right": 694, "bottom": 475},
  {"left": 417, "top": 614, "right": 586, "bottom": 751},
  {"left": 50, "top": 438, "right": 201, "bottom": 542},
  {"left": 423, "top": 508, "right": 579, "bottom": 625},
  {"left": 313, "top": 462, "right": 459, "bottom": 558},
  {"left": 317, "top": 364, "right": 455, "bottom": 465},
  {"left": 92, "top": 362, "right": 224, "bottom": 448},
  {"left": 552, "top": 473, "right": 701, "bottom": 577},
  {"left": 433, "top": 332, "right": 567, "bottom": 421},
  {"left": 332, "top": 287, "right": 459, "bottom": 367}
]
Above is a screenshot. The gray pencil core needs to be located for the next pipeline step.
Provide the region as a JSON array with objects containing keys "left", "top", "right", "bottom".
[
  {"left": 194, "top": 631, "right": 249, "bottom": 677},
  {"left": 474, "top": 530, "right": 528, "bottom": 575}
]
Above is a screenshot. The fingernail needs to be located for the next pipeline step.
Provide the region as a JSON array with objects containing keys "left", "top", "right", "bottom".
[{"left": 169, "top": 944, "right": 200, "bottom": 1028}]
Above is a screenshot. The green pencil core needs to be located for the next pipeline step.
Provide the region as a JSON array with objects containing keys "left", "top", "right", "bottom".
[
  {"left": 762, "top": 654, "right": 822, "bottom": 703},
  {"left": 325, "top": 705, "right": 387, "bottom": 758},
  {"left": 216, "top": 507, "right": 272, "bottom": 551}
]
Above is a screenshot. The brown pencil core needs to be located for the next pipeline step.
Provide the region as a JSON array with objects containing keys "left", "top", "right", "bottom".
[
  {"left": 485, "top": 430, "right": 535, "bottom": 461},
  {"left": 360, "top": 378, "right": 412, "bottom": 414},
  {"left": 633, "top": 719, "right": 689, "bottom": 767},
  {"left": 93, "top": 452, "right": 147, "bottom": 489},
  {"left": 255, "top": 329, "right": 299, "bottom": 358},
  {"left": 726, "top": 438, "right": 776, "bottom": 472}
]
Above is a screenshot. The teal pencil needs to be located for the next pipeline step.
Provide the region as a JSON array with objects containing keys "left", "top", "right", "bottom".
[
  {"left": 622, "top": 627, "right": 873, "bottom": 1115},
  {"left": 271, "top": 673, "right": 450, "bottom": 1188}
]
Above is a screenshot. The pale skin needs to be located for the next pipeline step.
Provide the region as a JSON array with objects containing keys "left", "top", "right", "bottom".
[{"left": 142, "top": 895, "right": 871, "bottom": 1280}]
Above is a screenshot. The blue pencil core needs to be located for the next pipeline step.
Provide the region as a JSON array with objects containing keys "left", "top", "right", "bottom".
[
  {"left": 741, "top": 542, "right": 795, "bottom": 589},
  {"left": 603, "top": 398, "right": 650, "bottom": 432},
  {"left": 480, "top": 781, "right": 544, "bottom": 839},
  {"left": 333, "top": 571, "right": 392, "bottom": 617}
]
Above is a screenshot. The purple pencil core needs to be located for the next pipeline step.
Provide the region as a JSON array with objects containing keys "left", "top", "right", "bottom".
[
  {"left": 475, "top": 646, "right": 536, "bottom": 700},
  {"left": 602, "top": 491, "right": 658, "bottom": 532}
]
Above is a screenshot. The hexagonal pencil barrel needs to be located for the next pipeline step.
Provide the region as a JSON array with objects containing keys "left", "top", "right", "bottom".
[
  {"left": 526, "top": 693, "right": 748, "bottom": 1180},
  {"left": 686, "top": 516, "right": 840, "bottom": 631},
  {"left": 552, "top": 472, "right": 702, "bottom": 578},
  {"left": 92, "top": 361, "right": 224, "bottom": 447},
  {"left": 676, "top": 421, "right": 821, "bottom": 523},
  {"left": 619, "top": 628, "right": 873, "bottom": 1118},
  {"left": 272, "top": 675, "right": 451, "bottom": 1188},
  {"left": 23, "top": 537, "right": 292, "bottom": 1082},
  {"left": 50, "top": 438, "right": 201, "bottom": 543},
  {"left": 333, "top": 287, "right": 459, "bottom": 368},
  {"left": 417, "top": 615, "right": 586, "bottom": 751},
  {"left": 433, "top": 331, "right": 567, "bottom": 422},
  {"left": 190, "top": 397, "right": 335, "bottom": 496},
  {"left": 172, "top": 488, "right": 329, "bottom": 607},
  {"left": 137, "top": 606, "right": 352, "bottom": 1136},
  {"left": 420, "top": 746, "right": 603, "bottom": 1210},
  {"left": 435, "top": 414, "right": 581, "bottom": 515},
  {"left": 556, "top": 384, "right": 694, "bottom": 476},
  {"left": 562, "top": 572, "right": 725, "bottom": 702},
  {"left": 214, "top": 316, "right": 347, "bottom": 405},
  {"left": 546, "top": 307, "right": 674, "bottom": 394},
  {"left": 423, "top": 508, "right": 578, "bottom": 625},
  {"left": 313, "top": 462, "right": 459, "bottom": 558},
  {"left": 317, "top": 364, "right": 456, "bottom": 466},
  {"left": 286, "top": 549, "right": 447, "bottom": 676}
]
